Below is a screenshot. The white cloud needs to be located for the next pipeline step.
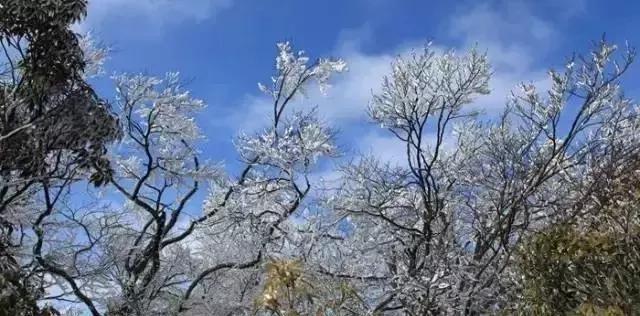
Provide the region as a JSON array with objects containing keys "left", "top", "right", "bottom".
[
  {"left": 359, "top": 132, "right": 407, "bottom": 166},
  {"left": 449, "top": 2, "right": 557, "bottom": 112},
  {"left": 306, "top": 48, "right": 394, "bottom": 122},
  {"left": 224, "top": 43, "right": 395, "bottom": 134},
  {"left": 75, "top": 0, "right": 232, "bottom": 33},
  {"left": 449, "top": 2, "right": 555, "bottom": 46},
  {"left": 224, "top": 1, "right": 571, "bottom": 164},
  {"left": 223, "top": 94, "right": 273, "bottom": 132},
  {"left": 352, "top": 2, "right": 560, "bottom": 162}
]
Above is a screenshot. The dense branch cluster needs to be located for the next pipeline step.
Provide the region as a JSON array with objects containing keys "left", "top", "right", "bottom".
[{"left": 1, "top": 1, "right": 640, "bottom": 315}]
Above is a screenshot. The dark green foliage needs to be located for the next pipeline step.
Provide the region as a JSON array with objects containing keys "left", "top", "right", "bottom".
[
  {"left": 0, "top": 237, "right": 53, "bottom": 316},
  {"left": 0, "top": 0, "right": 120, "bottom": 185},
  {"left": 515, "top": 165, "right": 640, "bottom": 315},
  {"left": 517, "top": 225, "right": 640, "bottom": 315},
  {"left": 0, "top": 1, "right": 119, "bottom": 314}
]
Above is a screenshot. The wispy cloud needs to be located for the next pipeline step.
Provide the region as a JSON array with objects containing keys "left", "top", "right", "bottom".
[
  {"left": 221, "top": 41, "right": 395, "bottom": 133},
  {"left": 357, "top": 2, "right": 562, "bottom": 162},
  {"left": 219, "top": 0, "right": 582, "bottom": 164},
  {"left": 449, "top": 1, "right": 557, "bottom": 112},
  {"left": 75, "top": 0, "right": 232, "bottom": 34}
]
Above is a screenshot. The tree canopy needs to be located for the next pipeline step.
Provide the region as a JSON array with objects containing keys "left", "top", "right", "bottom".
[{"left": 1, "top": 1, "right": 639, "bottom": 315}]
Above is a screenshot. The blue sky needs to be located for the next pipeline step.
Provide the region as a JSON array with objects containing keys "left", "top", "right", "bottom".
[{"left": 78, "top": 0, "right": 640, "bottom": 172}]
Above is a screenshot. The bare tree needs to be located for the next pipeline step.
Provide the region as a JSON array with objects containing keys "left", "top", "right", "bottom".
[
  {"left": 177, "top": 42, "right": 345, "bottom": 314},
  {"left": 4, "top": 3, "right": 639, "bottom": 314},
  {"left": 26, "top": 42, "right": 345, "bottom": 316},
  {"left": 324, "top": 40, "right": 639, "bottom": 314}
]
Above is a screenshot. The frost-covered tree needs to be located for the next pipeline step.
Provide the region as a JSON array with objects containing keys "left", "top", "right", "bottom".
[
  {"left": 4, "top": 2, "right": 639, "bottom": 314},
  {"left": 23, "top": 40, "right": 345, "bottom": 316},
  {"left": 177, "top": 41, "right": 346, "bottom": 314},
  {"left": 24, "top": 38, "right": 640, "bottom": 316},
  {"left": 322, "top": 40, "right": 640, "bottom": 315},
  {"left": 515, "top": 105, "right": 640, "bottom": 315}
]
